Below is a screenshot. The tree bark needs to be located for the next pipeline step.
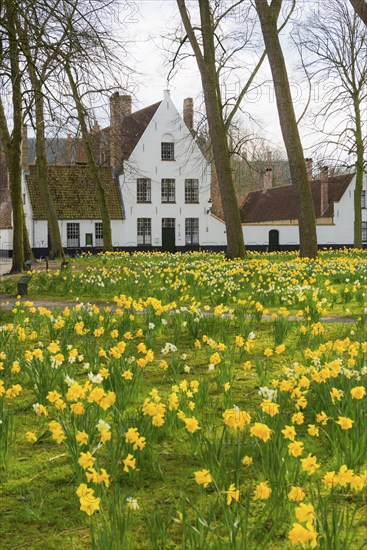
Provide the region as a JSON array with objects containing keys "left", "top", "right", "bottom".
[
  {"left": 349, "top": 0, "right": 367, "bottom": 26},
  {"left": 353, "top": 95, "right": 364, "bottom": 248},
  {"left": 32, "top": 79, "right": 65, "bottom": 259},
  {"left": 23, "top": 212, "right": 35, "bottom": 261},
  {"left": 177, "top": 0, "right": 246, "bottom": 259},
  {"left": 3, "top": 0, "right": 24, "bottom": 272},
  {"left": 18, "top": 26, "right": 66, "bottom": 260},
  {"left": 255, "top": 0, "right": 318, "bottom": 258},
  {"left": 65, "top": 63, "right": 113, "bottom": 252}
]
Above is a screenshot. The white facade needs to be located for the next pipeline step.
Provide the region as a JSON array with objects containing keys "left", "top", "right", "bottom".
[
  {"left": 120, "top": 91, "right": 227, "bottom": 249},
  {"left": 242, "top": 175, "right": 364, "bottom": 249}
]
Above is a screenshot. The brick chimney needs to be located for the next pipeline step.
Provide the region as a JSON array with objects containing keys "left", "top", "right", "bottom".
[
  {"left": 183, "top": 98, "right": 194, "bottom": 133},
  {"left": 263, "top": 167, "right": 273, "bottom": 190},
  {"left": 320, "top": 166, "right": 328, "bottom": 215},
  {"left": 110, "top": 92, "right": 132, "bottom": 175},
  {"left": 305, "top": 158, "right": 313, "bottom": 180},
  {"left": 92, "top": 120, "right": 100, "bottom": 133},
  {"left": 66, "top": 134, "right": 74, "bottom": 164},
  {"left": 21, "top": 125, "right": 29, "bottom": 172}
]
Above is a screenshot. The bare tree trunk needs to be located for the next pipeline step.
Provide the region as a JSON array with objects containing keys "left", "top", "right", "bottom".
[
  {"left": 65, "top": 63, "right": 113, "bottom": 252},
  {"left": 354, "top": 96, "right": 364, "bottom": 248},
  {"left": 32, "top": 79, "right": 65, "bottom": 259},
  {"left": 18, "top": 24, "right": 66, "bottom": 260},
  {"left": 4, "top": 0, "right": 24, "bottom": 272},
  {"left": 177, "top": 0, "right": 246, "bottom": 259},
  {"left": 255, "top": 0, "right": 318, "bottom": 258},
  {"left": 349, "top": 0, "right": 367, "bottom": 25},
  {"left": 23, "top": 213, "right": 35, "bottom": 261}
]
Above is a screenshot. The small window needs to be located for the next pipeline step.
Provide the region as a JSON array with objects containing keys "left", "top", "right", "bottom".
[
  {"left": 22, "top": 193, "right": 26, "bottom": 205},
  {"left": 161, "top": 142, "right": 174, "bottom": 161},
  {"left": 162, "top": 218, "right": 175, "bottom": 228},
  {"left": 161, "top": 179, "right": 175, "bottom": 203},
  {"left": 185, "top": 179, "right": 199, "bottom": 203},
  {"left": 95, "top": 222, "right": 103, "bottom": 247},
  {"left": 85, "top": 233, "right": 93, "bottom": 247},
  {"left": 137, "top": 178, "right": 151, "bottom": 203},
  {"left": 362, "top": 222, "right": 367, "bottom": 243},
  {"left": 67, "top": 223, "right": 80, "bottom": 248},
  {"left": 137, "top": 218, "right": 151, "bottom": 245},
  {"left": 185, "top": 218, "right": 199, "bottom": 245},
  {"left": 362, "top": 191, "right": 366, "bottom": 209}
]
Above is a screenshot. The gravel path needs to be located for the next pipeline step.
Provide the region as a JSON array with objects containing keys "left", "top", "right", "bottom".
[{"left": 0, "top": 293, "right": 357, "bottom": 324}]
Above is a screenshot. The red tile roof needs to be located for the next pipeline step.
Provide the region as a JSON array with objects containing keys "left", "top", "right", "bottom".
[
  {"left": 102, "top": 101, "right": 161, "bottom": 164},
  {"left": 119, "top": 101, "right": 161, "bottom": 160},
  {"left": 26, "top": 165, "right": 124, "bottom": 220},
  {"left": 240, "top": 174, "right": 354, "bottom": 222}
]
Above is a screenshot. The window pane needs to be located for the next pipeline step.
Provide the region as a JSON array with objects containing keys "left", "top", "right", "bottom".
[
  {"left": 185, "top": 218, "right": 199, "bottom": 245},
  {"left": 362, "top": 222, "right": 367, "bottom": 243},
  {"left": 137, "top": 178, "right": 151, "bottom": 203},
  {"left": 162, "top": 218, "right": 175, "bottom": 228},
  {"left": 185, "top": 179, "right": 199, "bottom": 203},
  {"left": 137, "top": 218, "right": 151, "bottom": 245},
  {"left": 95, "top": 223, "right": 103, "bottom": 247},
  {"left": 67, "top": 223, "right": 79, "bottom": 247},
  {"left": 362, "top": 191, "right": 366, "bottom": 209},
  {"left": 161, "top": 179, "right": 175, "bottom": 202},
  {"left": 161, "top": 142, "right": 174, "bottom": 160}
]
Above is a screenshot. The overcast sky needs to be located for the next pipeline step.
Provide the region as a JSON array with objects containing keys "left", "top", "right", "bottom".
[
  {"left": 117, "top": 0, "right": 321, "bottom": 157},
  {"left": 104, "top": 0, "right": 364, "bottom": 169}
]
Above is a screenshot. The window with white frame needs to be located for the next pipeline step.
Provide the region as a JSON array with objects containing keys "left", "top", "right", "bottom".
[
  {"left": 95, "top": 222, "right": 103, "bottom": 247},
  {"left": 185, "top": 218, "right": 199, "bottom": 245},
  {"left": 362, "top": 222, "right": 367, "bottom": 243},
  {"left": 162, "top": 218, "right": 175, "bottom": 228},
  {"left": 137, "top": 218, "right": 151, "bottom": 245},
  {"left": 161, "top": 142, "right": 175, "bottom": 161},
  {"left": 161, "top": 179, "right": 175, "bottom": 203},
  {"left": 185, "top": 179, "right": 199, "bottom": 203},
  {"left": 137, "top": 178, "right": 151, "bottom": 203},
  {"left": 362, "top": 190, "right": 366, "bottom": 209},
  {"left": 67, "top": 223, "right": 80, "bottom": 248}
]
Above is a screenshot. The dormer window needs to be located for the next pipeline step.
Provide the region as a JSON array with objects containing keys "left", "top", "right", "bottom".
[{"left": 161, "top": 142, "right": 175, "bottom": 161}]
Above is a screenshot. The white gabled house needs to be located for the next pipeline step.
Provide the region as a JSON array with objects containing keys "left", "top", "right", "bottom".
[{"left": 111, "top": 90, "right": 225, "bottom": 251}]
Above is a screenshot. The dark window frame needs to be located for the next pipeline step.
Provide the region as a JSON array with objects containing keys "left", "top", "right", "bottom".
[
  {"left": 185, "top": 179, "right": 199, "bottom": 203},
  {"left": 137, "top": 178, "right": 152, "bottom": 203},
  {"left": 161, "top": 142, "right": 175, "bottom": 161}
]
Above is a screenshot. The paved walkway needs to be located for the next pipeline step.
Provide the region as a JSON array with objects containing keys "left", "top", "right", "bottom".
[{"left": 0, "top": 292, "right": 357, "bottom": 324}]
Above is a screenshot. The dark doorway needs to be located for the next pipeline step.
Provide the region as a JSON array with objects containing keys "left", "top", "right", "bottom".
[
  {"left": 162, "top": 218, "right": 176, "bottom": 252},
  {"left": 269, "top": 229, "right": 279, "bottom": 252}
]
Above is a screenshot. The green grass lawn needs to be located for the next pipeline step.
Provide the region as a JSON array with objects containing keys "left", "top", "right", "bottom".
[{"left": 1, "top": 251, "right": 367, "bottom": 549}]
